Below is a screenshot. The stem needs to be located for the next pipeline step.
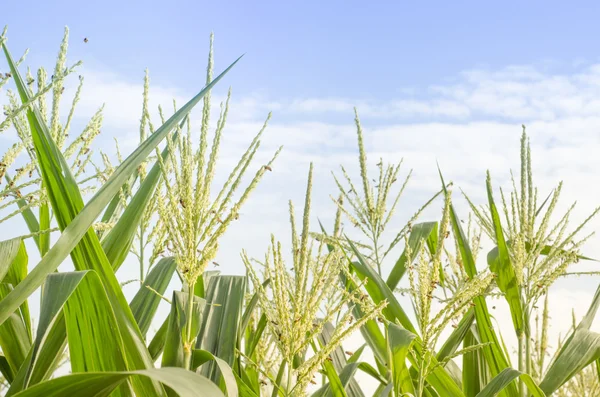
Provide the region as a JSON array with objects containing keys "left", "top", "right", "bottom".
[
  {"left": 518, "top": 331, "right": 525, "bottom": 397},
  {"left": 183, "top": 282, "right": 195, "bottom": 370}
]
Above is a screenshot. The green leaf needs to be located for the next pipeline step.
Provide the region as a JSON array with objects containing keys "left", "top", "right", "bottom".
[
  {"left": 162, "top": 291, "right": 206, "bottom": 368},
  {"left": 386, "top": 222, "right": 437, "bottom": 290},
  {"left": 485, "top": 173, "right": 524, "bottom": 335},
  {"left": 7, "top": 271, "right": 128, "bottom": 395},
  {"left": 149, "top": 317, "right": 169, "bottom": 362},
  {"left": 0, "top": 239, "right": 31, "bottom": 381},
  {"left": 388, "top": 323, "right": 416, "bottom": 396},
  {"left": 192, "top": 350, "right": 239, "bottom": 397},
  {"left": 322, "top": 358, "right": 348, "bottom": 397},
  {"left": 476, "top": 368, "right": 545, "bottom": 397},
  {"left": 539, "top": 283, "right": 600, "bottom": 394},
  {"left": 129, "top": 257, "right": 177, "bottom": 336},
  {"left": 437, "top": 309, "right": 475, "bottom": 362},
  {"left": 462, "top": 327, "right": 488, "bottom": 397},
  {"left": 196, "top": 275, "right": 246, "bottom": 384},
  {"left": 11, "top": 368, "right": 225, "bottom": 397}
]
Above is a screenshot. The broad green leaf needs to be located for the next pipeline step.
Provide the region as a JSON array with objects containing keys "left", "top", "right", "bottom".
[
  {"left": 196, "top": 275, "right": 246, "bottom": 384},
  {"left": 192, "top": 349, "right": 239, "bottom": 397},
  {"left": 386, "top": 221, "right": 437, "bottom": 290},
  {"left": 129, "top": 257, "right": 177, "bottom": 336},
  {"left": 486, "top": 174, "right": 524, "bottom": 335},
  {"left": 162, "top": 291, "right": 206, "bottom": 368},
  {"left": 322, "top": 358, "right": 348, "bottom": 397},
  {"left": 539, "top": 283, "right": 600, "bottom": 394},
  {"left": 476, "top": 368, "right": 545, "bottom": 397},
  {"left": 388, "top": 323, "right": 416, "bottom": 395},
  {"left": 11, "top": 367, "right": 225, "bottom": 397},
  {"left": 0, "top": 239, "right": 31, "bottom": 381},
  {"left": 463, "top": 327, "right": 488, "bottom": 397},
  {"left": 7, "top": 271, "right": 126, "bottom": 396}
]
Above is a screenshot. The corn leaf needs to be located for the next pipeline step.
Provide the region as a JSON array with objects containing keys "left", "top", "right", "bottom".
[
  {"left": 196, "top": 275, "right": 246, "bottom": 384},
  {"left": 485, "top": 175, "right": 524, "bottom": 335},
  {"left": 129, "top": 257, "right": 177, "bottom": 337},
  {"left": 386, "top": 222, "right": 437, "bottom": 290},
  {"left": 475, "top": 368, "right": 545, "bottom": 397},
  {"left": 388, "top": 323, "right": 416, "bottom": 396},
  {"left": 11, "top": 367, "right": 225, "bottom": 397}
]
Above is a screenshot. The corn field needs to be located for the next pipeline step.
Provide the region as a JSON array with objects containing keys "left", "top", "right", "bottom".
[{"left": 0, "top": 27, "right": 599, "bottom": 397}]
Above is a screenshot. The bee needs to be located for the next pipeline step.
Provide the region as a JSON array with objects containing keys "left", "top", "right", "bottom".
[
  {"left": 270, "top": 320, "right": 278, "bottom": 326},
  {"left": 537, "top": 284, "right": 543, "bottom": 289},
  {"left": 5, "top": 72, "right": 11, "bottom": 78},
  {"left": 377, "top": 317, "right": 385, "bottom": 323},
  {"left": 470, "top": 302, "right": 476, "bottom": 307},
  {"left": 310, "top": 380, "right": 317, "bottom": 385},
  {"left": 27, "top": 195, "right": 34, "bottom": 202},
  {"left": 0, "top": 162, "right": 6, "bottom": 167},
  {"left": 182, "top": 267, "right": 190, "bottom": 274},
  {"left": 27, "top": 78, "right": 35, "bottom": 85},
  {"left": 263, "top": 165, "right": 272, "bottom": 171},
  {"left": 212, "top": 261, "right": 220, "bottom": 267},
  {"left": 77, "top": 160, "right": 82, "bottom": 167},
  {"left": 260, "top": 380, "right": 268, "bottom": 386},
  {"left": 83, "top": 37, "right": 89, "bottom": 43},
  {"left": 15, "top": 190, "right": 22, "bottom": 198},
  {"left": 451, "top": 324, "right": 458, "bottom": 329},
  {"left": 392, "top": 178, "right": 397, "bottom": 183},
  {"left": 325, "top": 357, "right": 333, "bottom": 362},
  {"left": 83, "top": 148, "right": 90, "bottom": 154},
  {"left": 294, "top": 317, "right": 301, "bottom": 323},
  {"left": 3, "top": 111, "right": 8, "bottom": 116},
  {"left": 179, "top": 199, "right": 186, "bottom": 208},
  {"left": 60, "top": 87, "right": 65, "bottom": 94},
  {"left": 15, "top": 167, "right": 23, "bottom": 173},
  {"left": 444, "top": 231, "right": 450, "bottom": 238},
  {"left": 234, "top": 212, "right": 240, "bottom": 220},
  {"left": 492, "top": 306, "right": 496, "bottom": 310},
  {"left": 347, "top": 188, "right": 354, "bottom": 194},
  {"left": 345, "top": 351, "right": 353, "bottom": 356}
]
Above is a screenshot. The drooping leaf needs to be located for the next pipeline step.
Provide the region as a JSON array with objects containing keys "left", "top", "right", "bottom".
[
  {"left": 476, "top": 368, "right": 545, "bottom": 397},
  {"left": 11, "top": 367, "right": 225, "bottom": 397}
]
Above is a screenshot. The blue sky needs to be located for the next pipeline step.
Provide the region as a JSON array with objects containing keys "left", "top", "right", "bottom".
[
  {"left": 6, "top": 0, "right": 600, "bottom": 101},
  {"left": 3, "top": 0, "right": 600, "bottom": 373}
]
